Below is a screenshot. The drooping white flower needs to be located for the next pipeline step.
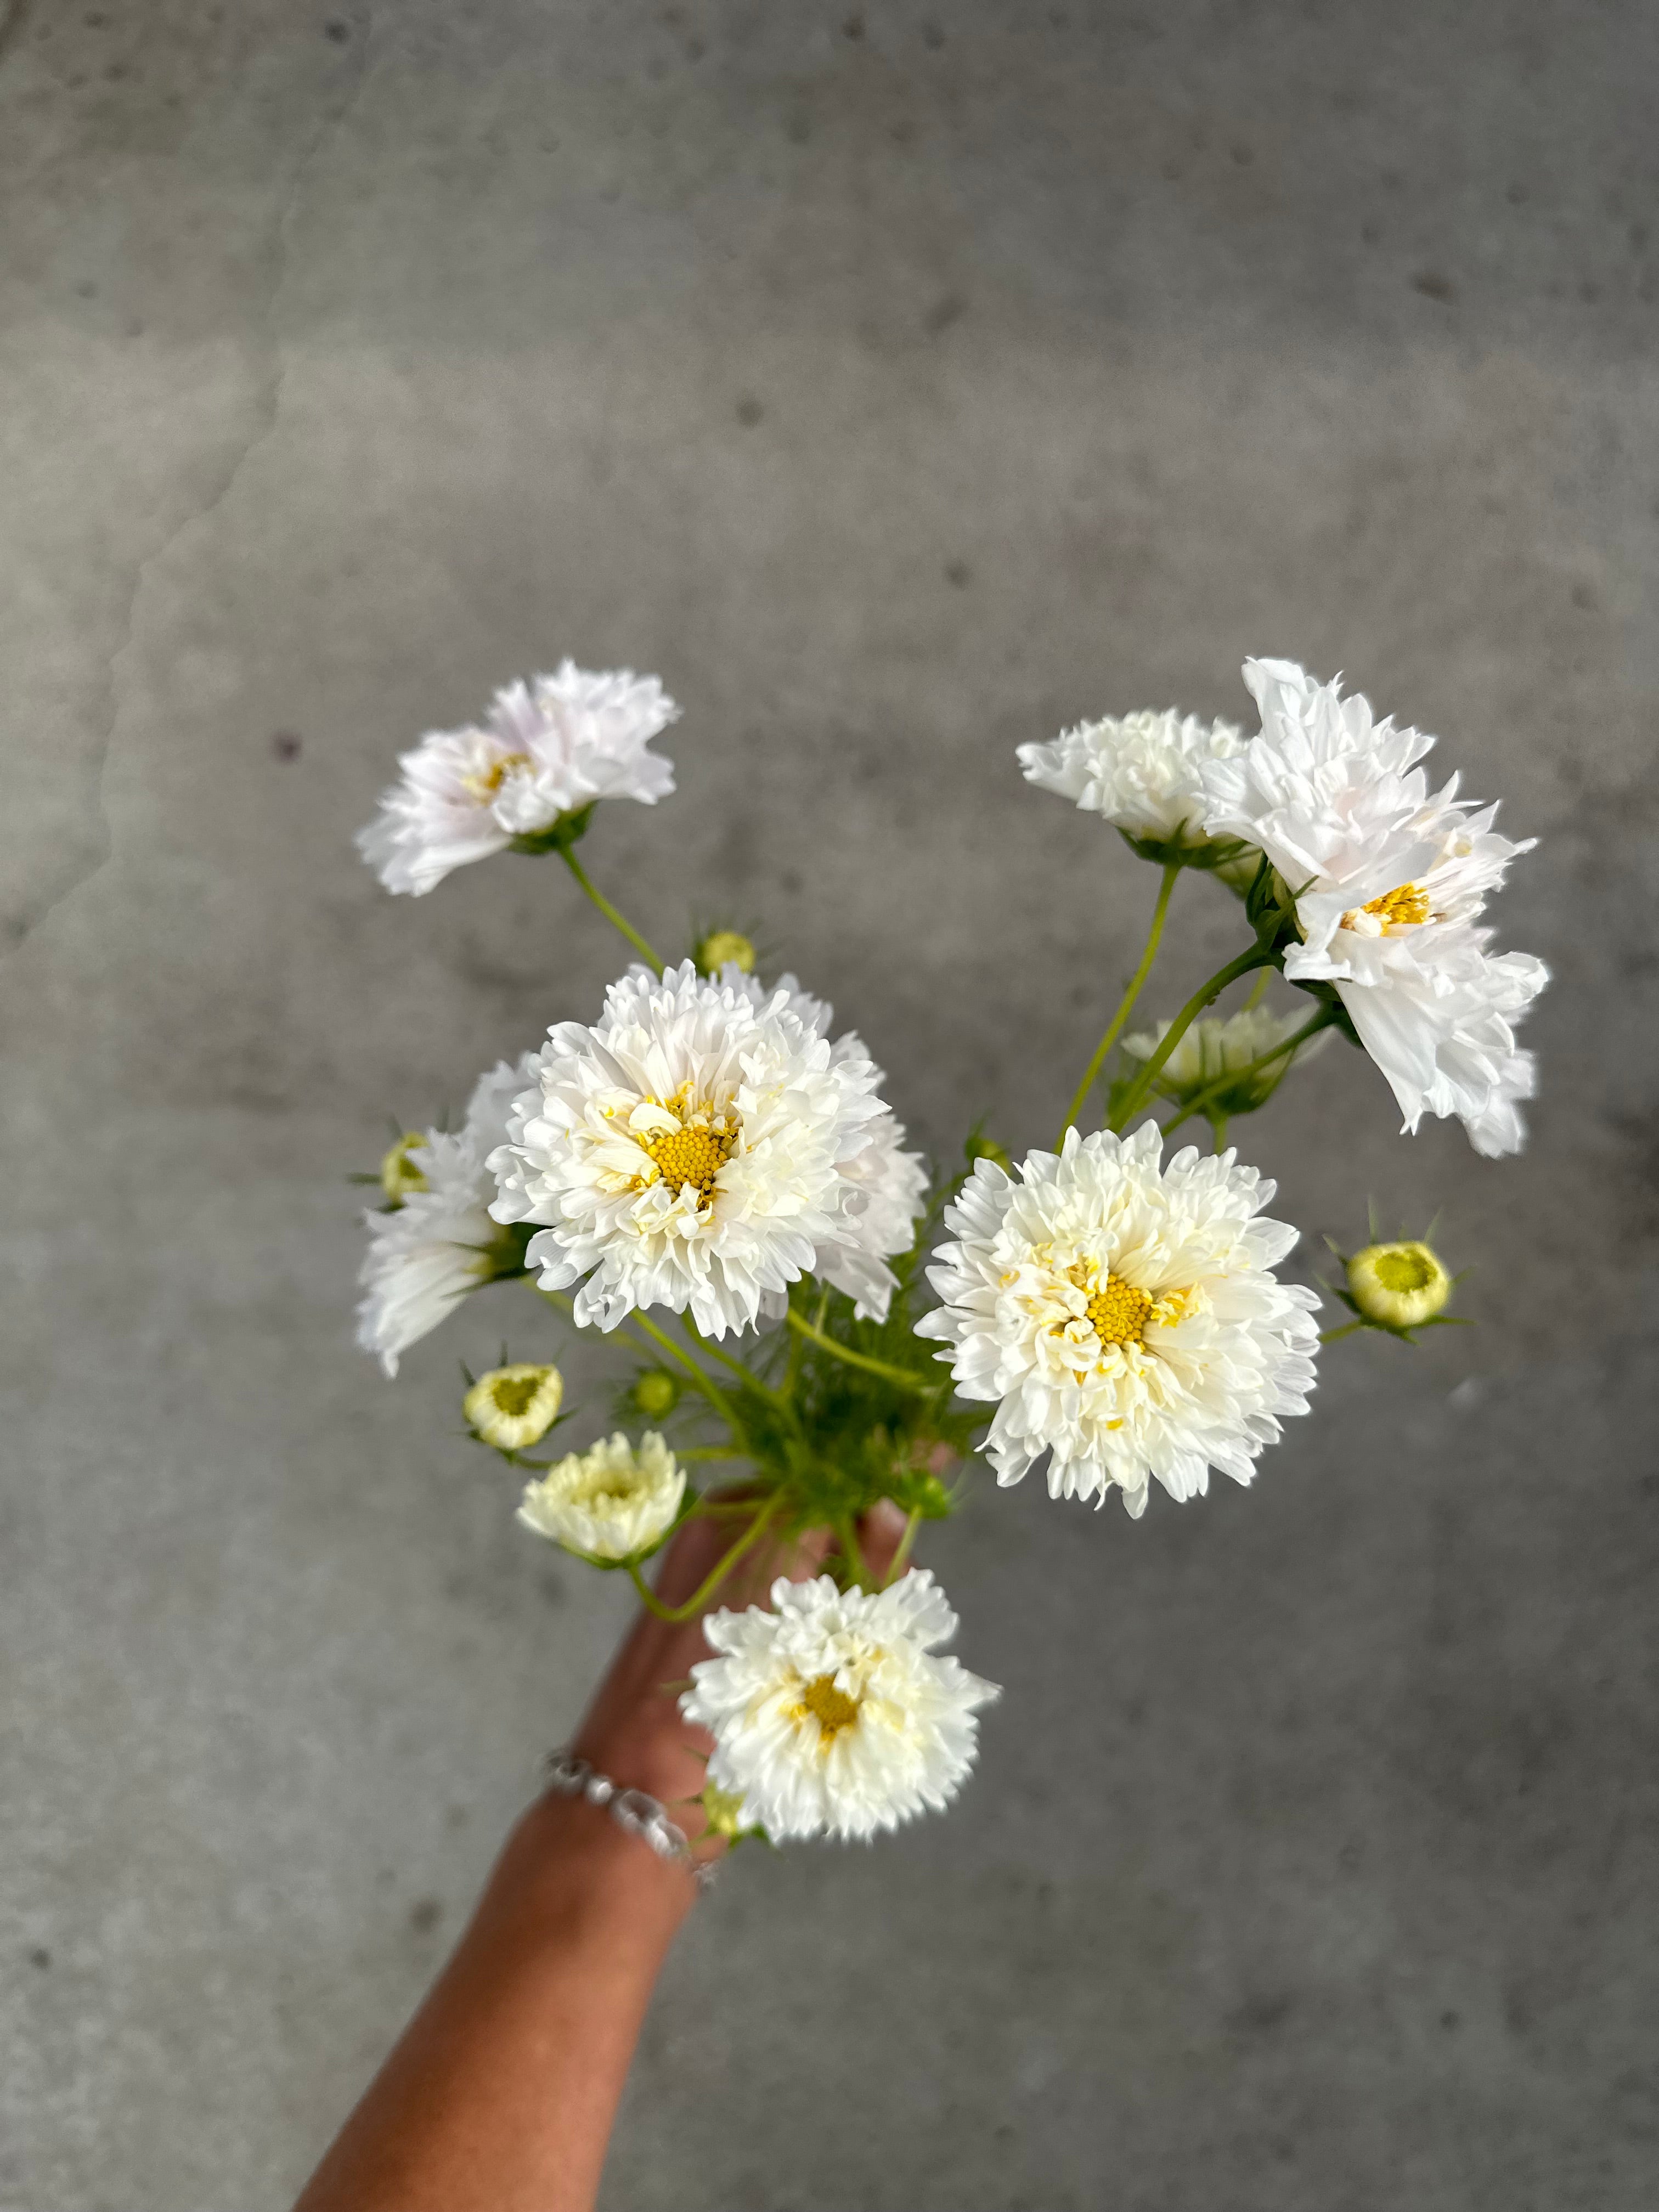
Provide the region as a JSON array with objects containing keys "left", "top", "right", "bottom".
[
  {"left": 464, "top": 1363, "right": 565, "bottom": 1450},
  {"left": 1198, "top": 659, "right": 1547, "bottom": 1155},
  {"left": 488, "top": 962, "right": 902, "bottom": 1339},
  {"left": 356, "top": 1056, "right": 534, "bottom": 1375},
  {"left": 916, "top": 1123, "right": 1320, "bottom": 1516},
  {"left": 1016, "top": 708, "right": 1251, "bottom": 865},
  {"left": 681, "top": 1571, "right": 998, "bottom": 1842},
  {"left": 516, "top": 1431, "right": 685, "bottom": 1561},
  {"left": 356, "top": 662, "right": 678, "bottom": 896},
  {"left": 1122, "top": 1003, "right": 1330, "bottom": 1114}
]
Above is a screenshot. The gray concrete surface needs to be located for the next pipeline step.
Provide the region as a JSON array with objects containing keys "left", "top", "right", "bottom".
[{"left": 2, "top": 2, "right": 1656, "bottom": 2205}]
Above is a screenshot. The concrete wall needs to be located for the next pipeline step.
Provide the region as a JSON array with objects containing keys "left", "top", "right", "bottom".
[{"left": 2, "top": 3, "right": 1655, "bottom": 2205}]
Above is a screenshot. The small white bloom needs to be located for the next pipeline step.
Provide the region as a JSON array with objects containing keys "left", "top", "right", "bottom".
[
  {"left": 1345, "top": 1242, "right": 1452, "bottom": 1331},
  {"left": 1199, "top": 659, "right": 1548, "bottom": 1155},
  {"left": 917, "top": 1123, "right": 1320, "bottom": 1515},
  {"left": 489, "top": 961, "right": 902, "bottom": 1338},
  {"left": 517, "top": 1431, "right": 685, "bottom": 1561},
  {"left": 464, "top": 1363, "right": 565, "bottom": 1450},
  {"left": 681, "top": 1571, "right": 998, "bottom": 1842},
  {"left": 356, "top": 662, "right": 678, "bottom": 896},
  {"left": 1123, "top": 1004, "right": 1330, "bottom": 1112},
  {"left": 1017, "top": 708, "right": 1251, "bottom": 862},
  {"left": 357, "top": 1056, "right": 534, "bottom": 1375}
]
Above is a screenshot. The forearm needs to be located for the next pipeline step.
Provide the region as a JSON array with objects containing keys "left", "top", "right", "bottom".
[{"left": 294, "top": 1793, "right": 695, "bottom": 2212}]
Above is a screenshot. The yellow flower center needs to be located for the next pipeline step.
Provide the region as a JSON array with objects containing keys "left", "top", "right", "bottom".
[
  {"left": 1083, "top": 1271, "right": 1153, "bottom": 1347},
  {"left": 799, "top": 1674, "right": 861, "bottom": 1745},
  {"left": 490, "top": 1373, "right": 548, "bottom": 1418},
  {"left": 641, "top": 1120, "right": 737, "bottom": 1200},
  {"left": 460, "top": 750, "right": 532, "bottom": 802},
  {"left": 1370, "top": 1245, "right": 1438, "bottom": 1293},
  {"left": 1342, "top": 880, "right": 1431, "bottom": 933}
]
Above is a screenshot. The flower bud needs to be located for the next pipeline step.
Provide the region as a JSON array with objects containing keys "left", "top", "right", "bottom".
[
  {"left": 465, "top": 1363, "right": 565, "bottom": 1450},
  {"left": 696, "top": 929, "right": 756, "bottom": 975},
  {"left": 699, "top": 1782, "right": 760, "bottom": 1842},
  {"left": 379, "top": 1131, "right": 429, "bottom": 1204},
  {"left": 1345, "top": 1242, "right": 1452, "bottom": 1331},
  {"left": 631, "top": 1368, "right": 680, "bottom": 1420}
]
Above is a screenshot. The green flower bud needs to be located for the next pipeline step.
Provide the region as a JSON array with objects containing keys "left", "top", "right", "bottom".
[
  {"left": 696, "top": 929, "right": 756, "bottom": 975},
  {"left": 465, "top": 1363, "right": 565, "bottom": 1450},
  {"left": 380, "top": 1131, "right": 429, "bottom": 1204},
  {"left": 966, "top": 1132, "right": 1012, "bottom": 1173},
  {"left": 631, "top": 1369, "right": 680, "bottom": 1420},
  {"left": 1345, "top": 1242, "right": 1452, "bottom": 1331}
]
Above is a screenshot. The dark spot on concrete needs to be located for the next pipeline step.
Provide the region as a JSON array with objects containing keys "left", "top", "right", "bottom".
[
  {"left": 1570, "top": 582, "right": 1596, "bottom": 610},
  {"left": 104, "top": 60, "right": 125, "bottom": 78},
  {"left": 271, "top": 730, "right": 302, "bottom": 761},
  {"left": 445, "top": 1802, "right": 470, "bottom": 1828},
  {"left": 1162, "top": 159, "right": 1183, "bottom": 181},
  {"left": 29, "top": 1947, "right": 51, "bottom": 1969},
  {"left": 74, "top": 280, "right": 97, "bottom": 299},
  {"left": 1231, "top": 143, "right": 1254, "bottom": 166},
  {"left": 889, "top": 116, "right": 916, "bottom": 145},
  {"left": 922, "top": 21, "right": 944, "bottom": 46},
  {"left": 1361, "top": 222, "right": 1380, "bottom": 245},
  {"left": 1441, "top": 2008, "right": 1461, "bottom": 2030},
  {"left": 1506, "top": 182, "right": 1528, "bottom": 204},
  {"left": 684, "top": 36, "right": 704, "bottom": 59},
  {"left": 785, "top": 115, "right": 810, "bottom": 144},
  {"left": 778, "top": 868, "right": 802, "bottom": 895},
  {"left": 842, "top": 11, "right": 864, "bottom": 37},
  {"left": 325, "top": 18, "right": 350, "bottom": 41},
  {"left": 1412, "top": 270, "right": 1455, "bottom": 302},
  {"left": 944, "top": 558, "right": 972, "bottom": 588},
  {"left": 924, "top": 292, "right": 967, "bottom": 335},
  {"left": 84, "top": 8, "right": 106, "bottom": 22},
  {"left": 1579, "top": 279, "right": 1601, "bottom": 303},
  {"left": 735, "top": 395, "right": 764, "bottom": 427},
  {"left": 1231, "top": 1990, "right": 1293, "bottom": 2033},
  {"left": 540, "top": 1567, "right": 565, "bottom": 1606},
  {"left": 408, "top": 1897, "right": 443, "bottom": 1934}
]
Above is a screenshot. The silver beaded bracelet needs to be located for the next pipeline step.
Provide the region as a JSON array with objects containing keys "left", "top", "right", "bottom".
[{"left": 543, "top": 1750, "right": 716, "bottom": 1891}]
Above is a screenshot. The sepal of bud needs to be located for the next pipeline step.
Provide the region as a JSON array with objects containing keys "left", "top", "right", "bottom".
[
  {"left": 507, "top": 799, "right": 598, "bottom": 857},
  {"left": 379, "top": 1132, "right": 429, "bottom": 1204},
  {"left": 1116, "top": 825, "right": 1260, "bottom": 876},
  {"left": 700, "top": 1782, "right": 770, "bottom": 1850}
]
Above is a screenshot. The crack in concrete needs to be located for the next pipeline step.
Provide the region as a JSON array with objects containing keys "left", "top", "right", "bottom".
[{"left": 6, "top": 12, "right": 377, "bottom": 957}]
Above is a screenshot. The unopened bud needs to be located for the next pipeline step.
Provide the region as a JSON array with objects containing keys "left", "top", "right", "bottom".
[
  {"left": 380, "top": 1131, "right": 429, "bottom": 1204},
  {"left": 966, "top": 1132, "right": 1012, "bottom": 1173},
  {"left": 1345, "top": 1242, "right": 1452, "bottom": 1331},
  {"left": 465, "top": 1363, "right": 565, "bottom": 1450},
  {"left": 696, "top": 929, "right": 756, "bottom": 975},
  {"left": 631, "top": 1369, "right": 680, "bottom": 1420}
]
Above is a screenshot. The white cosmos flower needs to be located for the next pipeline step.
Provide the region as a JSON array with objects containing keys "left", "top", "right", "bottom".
[
  {"left": 681, "top": 1571, "right": 998, "bottom": 1842},
  {"left": 1123, "top": 1003, "right": 1330, "bottom": 1113},
  {"left": 356, "top": 1056, "right": 533, "bottom": 1375},
  {"left": 1198, "top": 659, "right": 1547, "bottom": 1156},
  {"left": 356, "top": 663, "right": 678, "bottom": 896},
  {"left": 1017, "top": 707, "right": 1250, "bottom": 862},
  {"left": 488, "top": 962, "right": 898, "bottom": 1339},
  {"left": 719, "top": 962, "right": 928, "bottom": 1317},
  {"left": 916, "top": 1123, "right": 1320, "bottom": 1516},
  {"left": 517, "top": 1431, "right": 685, "bottom": 1561}
]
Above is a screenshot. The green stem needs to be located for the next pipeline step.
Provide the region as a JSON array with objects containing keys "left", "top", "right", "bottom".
[
  {"left": 883, "top": 1508, "right": 922, "bottom": 1589},
  {"left": 836, "top": 1514, "right": 874, "bottom": 1593},
  {"left": 1108, "top": 943, "right": 1276, "bottom": 1132},
  {"left": 682, "top": 1314, "right": 784, "bottom": 1407},
  {"left": 784, "top": 1308, "right": 934, "bottom": 1394},
  {"left": 625, "top": 1500, "right": 778, "bottom": 1622},
  {"left": 629, "top": 1310, "right": 739, "bottom": 1426},
  {"left": 1319, "top": 1320, "right": 1364, "bottom": 1344},
  {"left": 1057, "top": 861, "right": 1180, "bottom": 1146},
  {"left": 560, "top": 848, "right": 663, "bottom": 971},
  {"left": 1243, "top": 966, "right": 1273, "bottom": 1012},
  {"left": 1159, "top": 1007, "right": 1336, "bottom": 1137}
]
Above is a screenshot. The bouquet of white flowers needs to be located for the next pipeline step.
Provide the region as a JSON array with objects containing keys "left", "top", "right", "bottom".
[{"left": 354, "top": 654, "right": 1545, "bottom": 1848}]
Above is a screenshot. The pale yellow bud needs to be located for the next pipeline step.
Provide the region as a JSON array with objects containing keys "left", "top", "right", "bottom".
[
  {"left": 380, "top": 1131, "right": 429, "bottom": 1204},
  {"left": 465, "top": 1363, "right": 565, "bottom": 1451},
  {"left": 697, "top": 929, "right": 756, "bottom": 974},
  {"left": 1345, "top": 1242, "right": 1452, "bottom": 1331}
]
